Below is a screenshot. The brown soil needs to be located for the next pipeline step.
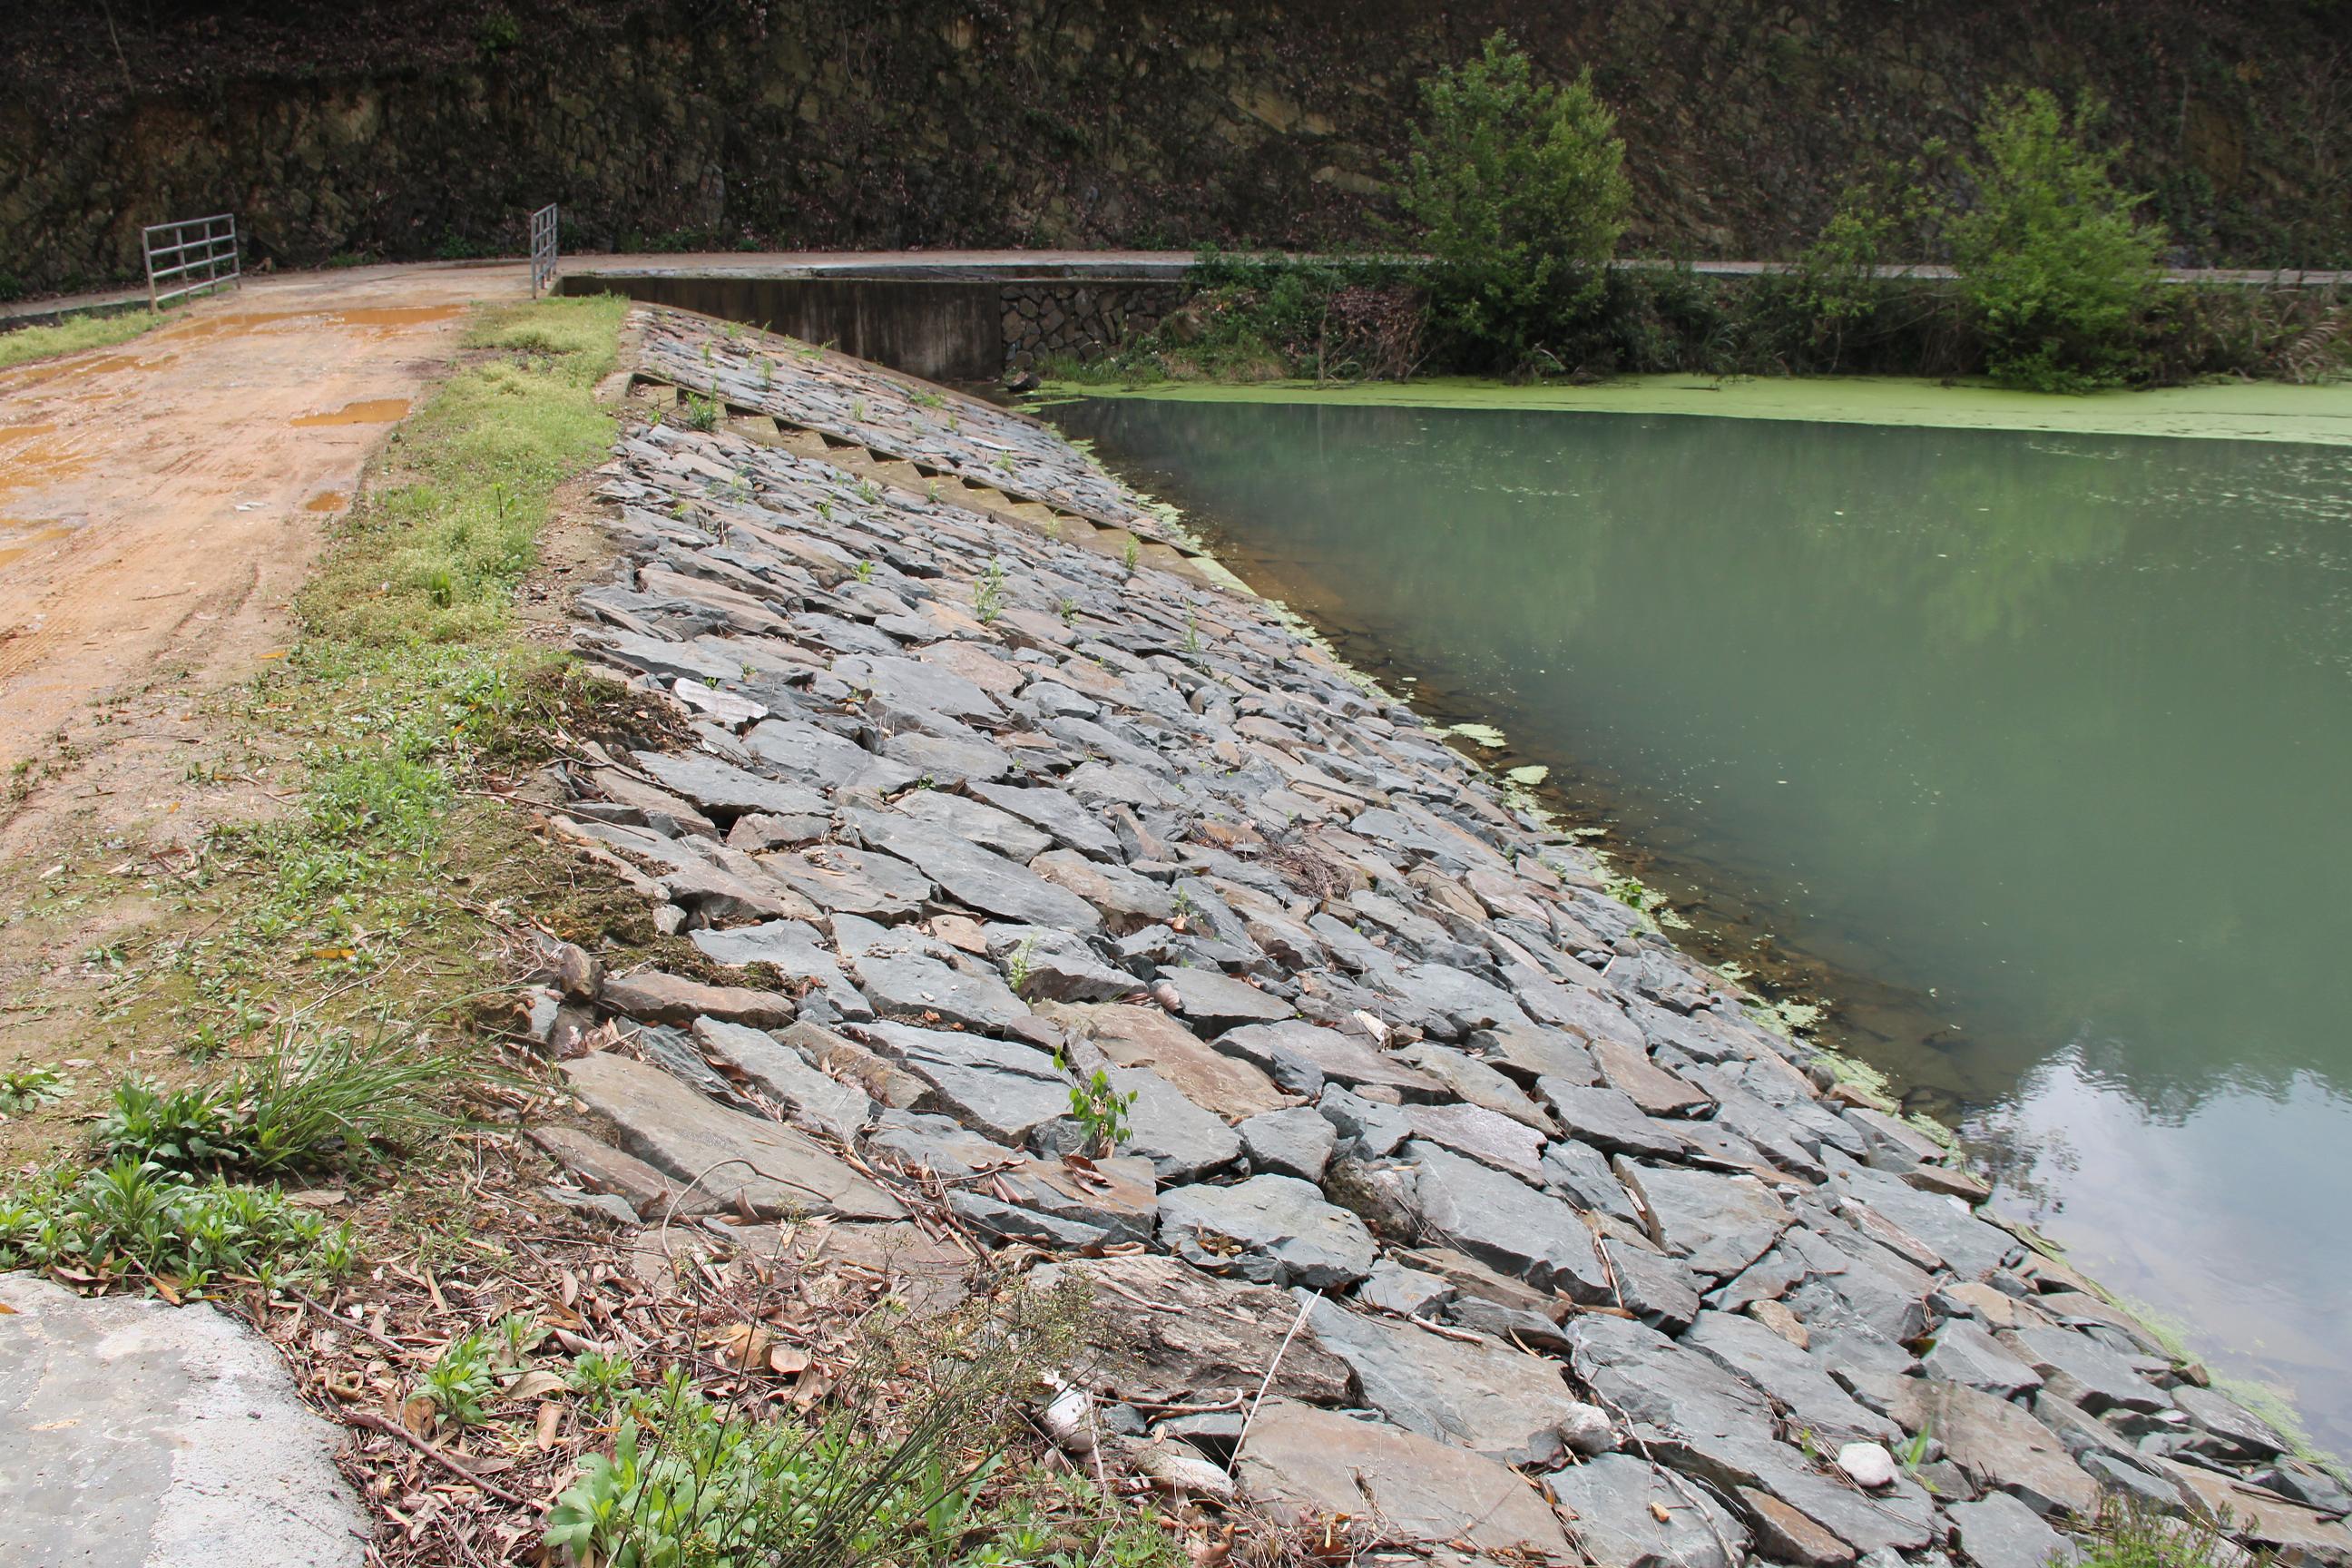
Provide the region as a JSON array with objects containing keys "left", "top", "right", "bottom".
[{"left": 0, "top": 262, "right": 524, "bottom": 1167}]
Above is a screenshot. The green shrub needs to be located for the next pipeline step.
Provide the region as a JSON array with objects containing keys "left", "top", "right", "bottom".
[
  {"left": 1950, "top": 88, "right": 2166, "bottom": 391},
  {"left": 0, "top": 1158, "right": 358, "bottom": 1295},
  {"left": 1399, "top": 32, "right": 1632, "bottom": 372}
]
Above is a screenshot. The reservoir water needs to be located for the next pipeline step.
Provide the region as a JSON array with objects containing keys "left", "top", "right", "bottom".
[{"left": 1052, "top": 392, "right": 2352, "bottom": 1456}]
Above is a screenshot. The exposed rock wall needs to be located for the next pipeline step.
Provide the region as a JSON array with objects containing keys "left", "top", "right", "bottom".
[
  {"left": 519, "top": 305, "right": 2352, "bottom": 1565},
  {"left": 4, "top": 0, "right": 2347, "bottom": 295}
]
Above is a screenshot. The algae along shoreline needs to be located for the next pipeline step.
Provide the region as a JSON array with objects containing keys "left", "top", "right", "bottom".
[{"left": 1044, "top": 372, "right": 2352, "bottom": 446}]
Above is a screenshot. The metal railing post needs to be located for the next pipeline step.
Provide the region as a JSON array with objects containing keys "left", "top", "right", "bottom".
[
  {"left": 528, "top": 203, "right": 560, "bottom": 299},
  {"left": 142, "top": 213, "right": 242, "bottom": 310}
]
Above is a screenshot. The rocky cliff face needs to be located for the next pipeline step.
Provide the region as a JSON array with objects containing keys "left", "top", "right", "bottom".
[{"left": 4, "top": 0, "right": 2346, "bottom": 294}]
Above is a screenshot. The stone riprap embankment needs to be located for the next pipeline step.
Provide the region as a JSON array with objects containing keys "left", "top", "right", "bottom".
[{"left": 531, "top": 305, "right": 2352, "bottom": 1567}]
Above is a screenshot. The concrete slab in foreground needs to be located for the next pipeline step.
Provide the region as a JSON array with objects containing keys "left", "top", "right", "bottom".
[{"left": 0, "top": 1271, "right": 366, "bottom": 1568}]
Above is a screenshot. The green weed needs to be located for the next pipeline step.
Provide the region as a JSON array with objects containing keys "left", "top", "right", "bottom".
[
  {"left": 0, "top": 1158, "right": 357, "bottom": 1297},
  {"left": 0, "top": 1065, "right": 70, "bottom": 1115}
]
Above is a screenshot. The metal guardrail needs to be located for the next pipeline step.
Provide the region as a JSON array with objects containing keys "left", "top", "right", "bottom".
[
  {"left": 529, "top": 203, "right": 560, "bottom": 298},
  {"left": 142, "top": 213, "right": 240, "bottom": 309}
]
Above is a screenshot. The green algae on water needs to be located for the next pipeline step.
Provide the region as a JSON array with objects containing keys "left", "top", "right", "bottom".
[{"left": 1044, "top": 373, "right": 2352, "bottom": 447}]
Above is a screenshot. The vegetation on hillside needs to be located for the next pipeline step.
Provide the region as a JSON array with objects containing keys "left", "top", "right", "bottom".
[
  {"left": 1051, "top": 36, "right": 2346, "bottom": 394},
  {"left": 1400, "top": 32, "right": 1632, "bottom": 372},
  {"left": 1950, "top": 88, "right": 2167, "bottom": 390}
]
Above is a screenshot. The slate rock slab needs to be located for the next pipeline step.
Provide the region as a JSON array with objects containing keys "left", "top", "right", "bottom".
[
  {"left": 1401, "top": 1141, "right": 1613, "bottom": 1300},
  {"left": 1547, "top": 1452, "right": 1749, "bottom": 1568},
  {"left": 1159, "top": 1174, "right": 1377, "bottom": 1288},
  {"left": 1105, "top": 1064, "right": 1243, "bottom": 1182},
  {"left": 1302, "top": 1297, "right": 1590, "bottom": 1466},
  {"left": 1925, "top": 1319, "right": 2044, "bottom": 1401},
  {"left": 2002, "top": 1327, "right": 2175, "bottom": 1416},
  {"left": 564, "top": 1051, "right": 903, "bottom": 1220},
  {"left": 632, "top": 750, "right": 828, "bottom": 818},
  {"left": 1681, "top": 1310, "right": 1897, "bottom": 1445},
  {"left": 1157, "top": 965, "right": 1296, "bottom": 1026},
  {"left": 1541, "top": 1083, "right": 1688, "bottom": 1159},
  {"left": 1029, "top": 1254, "right": 1356, "bottom": 1406},
  {"left": 1616, "top": 1163, "right": 1792, "bottom": 1281},
  {"left": 1045, "top": 1002, "right": 1289, "bottom": 1119},
  {"left": 852, "top": 1022, "right": 1072, "bottom": 1144},
  {"left": 691, "top": 1017, "right": 873, "bottom": 1143},
  {"left": 1890, "top": 1378, "right": 2097, "bottom": 1518},
  {"left": 851, "top": 950, "right": 1031, "bottom": 1032},
  {"left": 601, "top": 971, "right": 798, "bottom": 1029},
  {"left": 1217, "top": 1020, "right": 1440, "bottom": 1101},
  {"left": 1948, "top": 1492, "right": 2081, "bottom": 1568},
  {"left": 1236, "top": 1399, "right": 1573, "bottom": 1557},
  {"left": 848, "top": 810, "right": 1103, "bottom": 932}
]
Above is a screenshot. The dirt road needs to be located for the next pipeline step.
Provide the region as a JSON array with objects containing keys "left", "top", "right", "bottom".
[{"left": 0, "top": 262, "right": 526, "bottom": 783}]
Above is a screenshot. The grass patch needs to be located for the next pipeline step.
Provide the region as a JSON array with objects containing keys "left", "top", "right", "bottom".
[
  {"left": 300, "top": 296, "right": 622, "bottom": 646},
  {"left": 0, "top": 309, "right": 161, "bottom": 371},
  {"left": 545, "top": 1279, "right": 1183, "bottom": 1568}
]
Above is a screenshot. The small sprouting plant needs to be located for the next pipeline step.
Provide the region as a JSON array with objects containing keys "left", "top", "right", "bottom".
[
  {"left": 1058, "top": 595, "right": 1080, "bottom": 624},
  {"left": 817, "top": 499, "right": 833, "bottom": 523},
  {"left": 910, "top": 387, "right": 946, "bottom": 410},
  {"left": 0, "top": 1065, "right": 70, "bottom": 1115},
  {"left": 491, "top": 1310, "right": 547, "bottom": 1370},
  {"left": 1182, "top": 611, "right": 1202, "bottom": 654},
  {"left": 974, "top": 559, "right": 1009, "bottom": 624},
  {"left": 851, "top": 397, "right": 867, "bottom": 422},
  {"left": 1605, "top": 874, "right": 1661, "bottom": 913},
  {"left": 856, "top": 478, "right": 881, "bottom": 505},
  {"left": 992, "top": 452, "right": 1018, "bottom": 475},
  {"left": 854, "top": 559, "right": 877, "bottom": 583},
  {"left": 568, "top": 1348, "right": 636, "bottom": 1408},
  {"left": 681, "top": 392, "right": 720, "bottom": 432},
  {"left": 925, "top": 479, "right": 942, "bottom": 504},
  {"left": 416, "top": 1330, "right": 500, "bottom": 1429},
  {"left": 1122, "top": 535, "right": 1141, "bottom": 573},
  {"left": 756, "top": 356, "right": 774, "bottom": 389},
  {"left": 1054, "top": 1052, "right": 1138, "bottom": 1156},
  {"left": 1004, "top": 936, "right": 1038, "bottom": 998}
]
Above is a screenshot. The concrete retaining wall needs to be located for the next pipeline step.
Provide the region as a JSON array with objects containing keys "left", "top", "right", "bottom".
[{"left": 562, "top": 270, "right": 1175, "bottom": 381}]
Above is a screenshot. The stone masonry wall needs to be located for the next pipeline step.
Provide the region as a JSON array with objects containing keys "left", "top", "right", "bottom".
[{"left": 1001, "top": 284, "right": 1184, "bottom": 374}]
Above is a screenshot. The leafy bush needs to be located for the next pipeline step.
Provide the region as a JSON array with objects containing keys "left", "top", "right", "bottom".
[
  {"left": 0, "top": 1158, "right": 357, "bottom": 1295},
  {"left": 1950, "top": 88, "right": 2166, "bottom": 390},
  {"left": 1399, "top": 32, "right": 1632, "bottom": 371}
]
